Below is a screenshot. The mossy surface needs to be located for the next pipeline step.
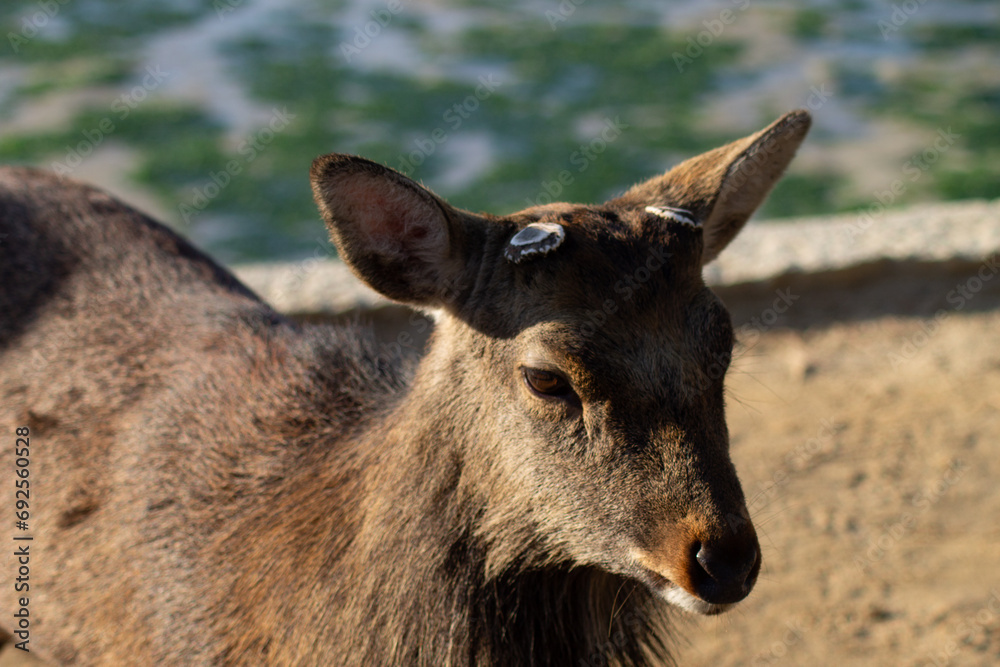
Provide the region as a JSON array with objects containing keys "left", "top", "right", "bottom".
[{"left": 0, "top": 1, "right": 995, "bottom": 261}]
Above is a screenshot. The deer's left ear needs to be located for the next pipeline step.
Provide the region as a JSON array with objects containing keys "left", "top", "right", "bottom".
[{"left": 613, "top": 110, "right": 811, "bottom": 265}]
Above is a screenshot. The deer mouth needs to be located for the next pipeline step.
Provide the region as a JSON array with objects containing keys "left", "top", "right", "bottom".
[{"left": 639, "top": 567, "right": 731, "bottom": 616}]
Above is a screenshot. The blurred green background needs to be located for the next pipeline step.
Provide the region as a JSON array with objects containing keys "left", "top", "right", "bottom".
[{"left": 1, "top": 0, "right": 997, "bottom": 263}]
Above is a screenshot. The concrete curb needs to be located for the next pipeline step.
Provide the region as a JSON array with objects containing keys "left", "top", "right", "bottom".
[{"left": 702, "top": 198, "right": 1000, "bottom": 286}]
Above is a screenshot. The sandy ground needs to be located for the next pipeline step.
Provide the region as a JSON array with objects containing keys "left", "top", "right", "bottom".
[
  {"left": 3, "top": 282, "right": 998, "bottom": 667},
  {"left": 673, "top": 308, "right": 1000, "bottom": 667}
]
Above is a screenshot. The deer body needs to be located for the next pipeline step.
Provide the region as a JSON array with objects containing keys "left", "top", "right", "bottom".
[{"left": 0, "top": 111, "right": 810, "bottom": 665}]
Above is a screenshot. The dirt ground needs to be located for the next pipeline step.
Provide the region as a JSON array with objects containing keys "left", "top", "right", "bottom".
[
  {"left": 3, "top": 266, "right": 999, "bottom": 667},
  {"left": 673, "top": 306, "right": 1000, "bottom": 667}
]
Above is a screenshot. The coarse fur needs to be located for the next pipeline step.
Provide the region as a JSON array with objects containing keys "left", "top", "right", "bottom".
[{"left": 0, "top": 111, "right": 810, "bottom": 665}]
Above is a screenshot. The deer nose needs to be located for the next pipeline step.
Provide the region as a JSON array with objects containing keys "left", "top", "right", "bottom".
[{"left": 689, "top": 537, "right": 760, "bottom": 605}]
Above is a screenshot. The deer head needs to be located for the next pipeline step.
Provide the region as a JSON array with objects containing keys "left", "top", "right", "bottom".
[{"left": 310, "top": 110, "right": 811, "bottom": 614}]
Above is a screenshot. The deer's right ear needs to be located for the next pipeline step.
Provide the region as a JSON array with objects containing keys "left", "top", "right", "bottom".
[{"left": 310, "top": 154, "right": 472, "bottom": 306}]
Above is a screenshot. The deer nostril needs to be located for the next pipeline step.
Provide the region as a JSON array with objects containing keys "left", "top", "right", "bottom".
[{"left": 693, "top": 542, "right": 759, "bottom": 603}]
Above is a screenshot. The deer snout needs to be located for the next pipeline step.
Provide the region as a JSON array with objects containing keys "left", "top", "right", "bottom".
[
  {"left": 633, "top": 518, "right": 761, "bottom": 615},
  {"left": 690, "top": 533, "right": 760, "bottom": 605}
]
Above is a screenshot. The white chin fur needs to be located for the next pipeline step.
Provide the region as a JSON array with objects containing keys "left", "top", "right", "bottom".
[
  {"left": 415, "top": 306, "right": 445, "bottom": 323},
  {"left": 660, "top": 585, "right": 730, "bottom": 616}
]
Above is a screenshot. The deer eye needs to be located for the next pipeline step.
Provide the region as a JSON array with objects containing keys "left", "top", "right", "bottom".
[{"left": 522, "top": 367, "right": 574, "bottom": 400}]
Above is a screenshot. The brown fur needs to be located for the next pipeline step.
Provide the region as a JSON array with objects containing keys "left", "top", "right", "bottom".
[{"left": 0, "top": 111, "right": 809, "bottom": 665}]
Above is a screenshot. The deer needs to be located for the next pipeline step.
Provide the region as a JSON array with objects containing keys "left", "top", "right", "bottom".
[{"left": 0, "top": 110, "right": 810, "bottom": 666}]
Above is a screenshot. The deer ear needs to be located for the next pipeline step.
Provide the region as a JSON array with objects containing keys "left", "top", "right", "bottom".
[
  {"left": 614, "top": 109, "right": 811, "bottom": 265},
  {"left": 310, "top": 154, "right": 473, "bottom": 305}
]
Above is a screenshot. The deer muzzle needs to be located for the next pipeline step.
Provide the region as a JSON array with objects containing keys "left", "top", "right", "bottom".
[{"left": 632, "top": 516, "right": 761, "bottom": 615}]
